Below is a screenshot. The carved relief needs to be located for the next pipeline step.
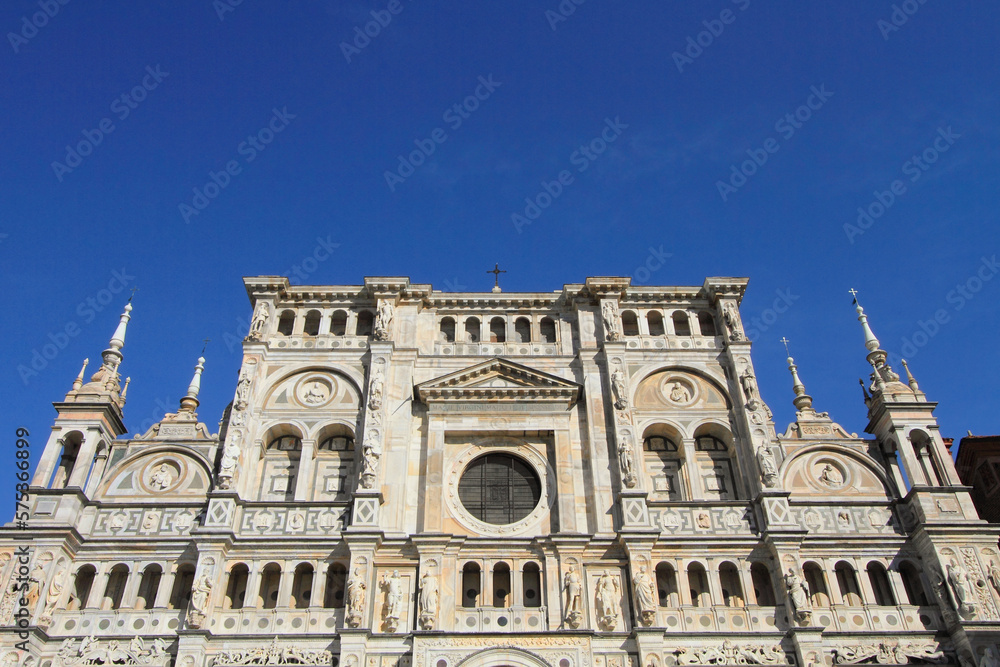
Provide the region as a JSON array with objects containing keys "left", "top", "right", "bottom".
[
  {"left": 38, "top": 560, "right": 67, "bottom": 628},
  {"left": 832, "top": 641, "right": 949, "bottom": 665},
  {"left": 675, "top": 642, "right": 788, "bottom": 665},
  {"left": 55, "top": 635, "right": 170, "bottom": 667},
  {"left": 214, "top": 637, "right": 332, "bottom": 666},
  {"left": 186, "top": 559, "right": 214, "bottom": 629}
]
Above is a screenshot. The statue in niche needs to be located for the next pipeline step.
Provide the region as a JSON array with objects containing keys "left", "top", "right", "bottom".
[
  {"left": 38, "top": 564, "right": 66, "bottom": 627},
  {"left": 618, "top": 438, "right": 637, "bottom": 488},
  {"left": 784, "top": 567, "right": 811, "bottom": 624},
  {"left": 723, "top": 302, "right": 745, "bottom": 341},
  {"left": 988, "top": 561, "right": 1000, "bottom": 598},
  {"left": 633, "top": 566, "right": 656, "bottom": 626},
  {"left": 595, "top": 571, "right": 620, "bottom": 630},
  {"left": 24, "top": 564, "right": 44, "bottom": 613},
  {"left": 374, "top": 300, "right": 394, "bottom": 341},
  {"left": 611, "top": 369, "right": 629, "bottom": 410},
  {"left": 346, "top": 567, "right": 366, "bottom": 628},
  {"left": 563, "top": 567, "right": 583, "bottom": 628},
  {"left": 149, "top": 464, "right": 173, "bottom": 490},
  {"left": 368, "top": 371, "right": 384, "bottom": 412},
  {"left": 380, "top": 570, "right": 403, "bottom": 632},
  {"left": 236, "top": 369, "right": 252, "bottom": 409},
  {"left": 980, "top": 647, "right": 999, "bottom": 667},
  {"left": 602, "top": 301, "right": 621, "bottom": 341},
  {"left": 186, "top": 567, "right": 213, "bottom": 628},
  {"left": 360, "top": 440, "right": 380, "bottom": 490},
  {"left": 218, "top": 430, "right": 242, "bottom": 490},
  {"left": 668, "top": 382, "right": 690, "bottom": 404},
  {"left": 818, "top": 463, "right": 844, "bottom": 488},
  {"left": 418, "top": 571, "right": 438, "bottom": 630},
  {"left": 947, "top": 559, "right": 977, "bottom": 616},
  {"left": 248, "top": 302, "right": 270, "bottom": 340},
  {"left": 757, "top": 446, "right": 779, "bottom": 487},
  {"left": 740, "top": 369, "right": 761, "bottom": 411}
]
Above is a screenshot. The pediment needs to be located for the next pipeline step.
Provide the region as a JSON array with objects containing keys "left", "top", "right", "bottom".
[{"left": 415, "top": 358, "right": 581, "bottom": 405}]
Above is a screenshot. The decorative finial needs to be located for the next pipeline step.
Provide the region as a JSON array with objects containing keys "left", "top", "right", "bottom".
[
  {"left": 179, "top": 356, "right": 206, "bottom": 413},
  {"left": 781, "top": 338, "right": 814, "bottom": 413},
  {"left": 851, "top": 289, "right": 881, "bottom": 353},
  {"left": 859, "top": 378, "right": 871, "bottom": 402},
  {"left": 72, "top": 358, "right": 89, "bottom": 390},
  {"left": 108, "top": 302, "right": 133, "bottom": 353},
  {"left": 121, "top": 377, "right": 131, "bottom": 401},
  {"left": 487, "top": 263, "right": 506, "bottom": 293},
  {"left": 901, "top": 359, "right": 920, "bottom": 393}
]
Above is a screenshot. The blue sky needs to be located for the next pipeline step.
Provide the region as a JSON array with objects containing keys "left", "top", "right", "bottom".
[{"left": 2, "top": 1, "right": 998, "bottom": 497}]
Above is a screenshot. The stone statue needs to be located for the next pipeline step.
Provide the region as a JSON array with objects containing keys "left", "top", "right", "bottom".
[
  {"left": 740, "top": 369, "right": 761, "bottom": 410},
  {"left": 346, "top": 567, "right": 366, "bottom": 628},
  {"left": 380, "top": 570, "right": 403, "bottom": 632},
  {"left": 668, "top": 382, "right": 690, "bottom": 404},
  {"left": 784, "top": 567, "right": 811, "bottom": 624},
  {"left": 981, "top": 647, "right": 999, "bottom": 667},
  {"left": 601, "top": 301, "right": 621, "bottom": 341},
  {"left": 633, "top": 566, "right": 656, "bottom": 626},
  {"left": 595, "top": 571, "right": 620, "bottom": 630},
  {"left": 563, "top": 567, "right": 583, "bottom": 627},
  {"left": 611, "top": 369, "right": 629, "bottom": 410},
  {"left": 723, "top": 302, "right": 744, "bottom": 341},
  {"left": 302, "top": 381, "right": 327, "bottom": 405},
  {"left": 947, "top": 559, "right": 977, "bottom": 616},
  {"left": 368, "top": 371, "right": 384, "bottom": 412},
  {"left": 25, "top": 564, "right": 44, "bottom": 612},
  {"left": 236, "top": 369, "right": 252, "bottom": 409},
  {"left": 418, "top": 571, "right": 438, "bottom": 630},
  {"left": 38, "top": 565, "right": 66, "bottom": 627},
  {"left": 149, "top": 464, "right": 173, "bottom": 490},
  {"left": 248, "top": 302, "right": 270, "bottom": 340},
  {"left": 989, "top": 561, "right": 1000, "bottom": 598},
  {"left": 374, "top": 300, "right": 394, "bottom": 341},
  {"left": 818, "top": 463, "right": 844, "bottom": 488},
  {"left": 218, "top": 430, "right": 242, "bottom": 490},
  {"left": 618, "top": 438, "right": 637, "bottom": 488},
  {"left": 187, "top": 568, "right": 213, "bottom": 628},
  {"left": 757, "top": 446, "right": 779, "bottom": 488},
  {"left": 360, "top": 441, "right": 380, "bottom": 490}
]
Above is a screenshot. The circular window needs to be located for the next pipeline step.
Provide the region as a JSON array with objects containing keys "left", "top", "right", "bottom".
[{"left": 458, "top": 454, "right": 541, "bottom": 525}]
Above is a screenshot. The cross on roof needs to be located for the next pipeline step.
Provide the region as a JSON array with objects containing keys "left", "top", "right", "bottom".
[
  {"left": 202, "top": 338, "right": 211, "bottom": 354},
  {"left": 848, "top": 288, "right": 859, "bottom": 298},
  {"left": 128, "top": 286, "right": 139, "bottom": 302},
  {"left": 780, "top": 337, "right": 791, "bottom": 356},
  {"left": 487, "top": 263, "right": 506, "bottom": 289}
]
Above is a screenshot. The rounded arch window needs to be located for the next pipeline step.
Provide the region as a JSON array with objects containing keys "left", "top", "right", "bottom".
[
  {"left": 458, "top": 453, "right": 541, "bottom": 525},
  {"left": 267, "top": 434, "right": 302, "bottom": 451}
]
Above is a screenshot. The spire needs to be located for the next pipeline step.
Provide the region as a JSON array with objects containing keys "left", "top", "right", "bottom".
[
  {"left": 849, "top": 289, "right": 900, "bottom": 391},
  {"left": 109, "top": 302, "right": 133, "bottom": 353},
  {"left": 72, "top": 358, "right": 89, "bottom": 390},
  {"left": 850, "top": 289, "right": 880, "bottom": 352},
  {"left": 121, "top": 377, "right": 131, "bottom": 402},
  {"left": 781, "top": 338, "right": 814, "bottom": 413},
  {"left": 179, "top": 356, "right": 205, "bottom": 413}
]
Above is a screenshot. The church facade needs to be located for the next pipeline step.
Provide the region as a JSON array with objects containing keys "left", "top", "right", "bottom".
[{"left": 6, "top": 275, "right": 1000, "bottom": 667}]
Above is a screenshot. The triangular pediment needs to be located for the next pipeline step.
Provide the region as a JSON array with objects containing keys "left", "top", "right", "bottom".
[{"left": 415, "top": 358, "right": 581, "bottom": 406}]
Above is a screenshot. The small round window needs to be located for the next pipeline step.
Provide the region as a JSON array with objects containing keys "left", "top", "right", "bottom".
[{"left": 458, "top": 454, "right": 541, "bottom": 525}]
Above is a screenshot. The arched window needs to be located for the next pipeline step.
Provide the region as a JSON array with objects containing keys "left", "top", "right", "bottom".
[
  {"left": 356, "top": 311, "right": 374, "bottom": 337},
  {"left": 514, "top": 317, "right": 531, "bottom": 343},
  {"left": 293, "top": 563, "right": 314, "bottom": 609},
  {"left": 318, "top": 434, "right": 354, "bottom": 451},
  {"left": 898, "top": 562, "right": 927, "bottom": 606},
  {"left": 330, "top": 310, "right": 348, "bottom": 336},
  {"left": 750, "top": 563, "right": 776, "bottom": 605},
  {"left": 867, "top": 562, "right": 895, "bottom": 606},
  {"left": 655, "top": 563, "right": 678, "bottom": 607},
  {"left": 493, "top": 563, "right": 511, "bottom": 608},
  {"left": 719, "top": 562, "right": 744, "bottom": 607},
  {"left": 462, "top": 562, "right": 481, "bottom": 608},
  {"left": 136, "top": 564, "right": 162, "bottom": 610},
  {"left": 103, "top": 564, "right": 129, "bottom": 610},
  {"left": 803, "top": 562, "right": 829, "bottom": 606},
  {"left": 439, "top": 317, "right": 456, "bottom": 343},
  {"left": 672, "top": 311, "right": 691, "bottom": 336},
  {"left": 697, "top": 311, "right": 717, "bottom": 336},
  {"left": 523, "top": 563, "right": 542, "bottom": 608},
  {"left": 258, "top": 563, "right": 281, "bottom": 609},
  {"left": 267, "top": 434, "right": 302, "bottom": 451},
  {"left": 540, "top": 317, "right": 557, "bottom": 343},
  {"left": 687, "top": 563, "right": 710, "bottom": 607},
  {"left": 277, "top": 310, "right": 295, "bottom": 335},
  {"left": 169, "top": 564, "right": 195, "bottom": 610},
  {"left": 70, "top": 565, "right": 96, "bottom": 610},
  {"left": 490, "top": 317, "right": 506, "bottom": 343},
  {"left": 912, "top": 431, "right": 944, "bottom": 486},
  {"left": 303, "top": 310, "right": 321, "bottom": 336},
  {"left": 694, "top": 429, "right": 739, "bottom": 501},
  {"left": 835, "top": 561, "right": 863, "bottom": 606},
  {"left": 465, "top": 317, "right": 481, "bottom": 343},
  {"left": 324, "top": 564, "right": 347, "bottom": 608},
  {"left": 643, "top": 427, "right": 684, "bottom": 500},
  {"left": 226, "top": 564, "right": 249, "bottom": 609},
  {"left": 647, "top": 311, "right": 665, "bottom": 336},
  {"left": 622, "top": 311, "right": 640, "bottom": 336},
  {"left": 51, "top": 432, "right": 83, "bottom": 488}
]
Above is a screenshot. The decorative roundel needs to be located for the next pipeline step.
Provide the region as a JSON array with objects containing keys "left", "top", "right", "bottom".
[
  {"left": 140, "top": 457, "right": 184, "bottom": 493},
  {"left": 660, "top": 374, "right": 698, "bottom": 406},
  {"left": 295, "top": 374, "right": 335, "bottom": 407}
]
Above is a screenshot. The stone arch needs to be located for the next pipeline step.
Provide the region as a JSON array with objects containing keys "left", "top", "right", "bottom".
[
  {"left": 456, "top": 647, "right": 552, "bottom": 667},
  {"left": 95, "top": 445, "right": 213, "bottom": 500},
  {"left": 779, "top": 444, "right": 894, "bottom": 498},
  {"left": 630, "top": 364, "right": 732, "bottom": 412},
  {"left": 258, "top": 365, "right": 365, "bottom": 411}
]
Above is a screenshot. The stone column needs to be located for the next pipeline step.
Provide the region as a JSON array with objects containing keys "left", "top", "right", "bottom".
[
  {"left": 121, "top": 561, "right": 144, "bottom": 609},
  {"left": 31, "top": 430, "right": 67, "bottom": 488},
  {"left": 277, "top": 563, "right": 295, "bottom": 607},
  {"left": 66, "top": 429, "right": 101, "bottom": 488},
  {"left": 295, "top": 439, "right": 316, "bottom": 502},
  {"left": 244, "top": 562, "right": 262, "bottom": 608},
  {"left": 84, "top": 446, "right": 110, "bottom": 496},
  {"left": 154, "top": 567, "right": 175, "bottom": 609}
]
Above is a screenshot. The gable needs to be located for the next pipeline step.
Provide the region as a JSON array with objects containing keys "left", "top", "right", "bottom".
[{"left": 415, "top": 358, "right": 581, "bottom": 407}]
